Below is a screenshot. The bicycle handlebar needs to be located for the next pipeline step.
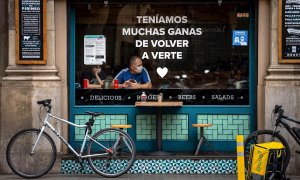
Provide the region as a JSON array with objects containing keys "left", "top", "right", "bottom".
[
  {"left": 37, "top": 99, "right": 52, "bottom": 113},
  {"left": 274, "top": 105, "right": 283, "bottom": 114},
  {"left": 37, "top": 99, "right": 52, "bottom": 106}
]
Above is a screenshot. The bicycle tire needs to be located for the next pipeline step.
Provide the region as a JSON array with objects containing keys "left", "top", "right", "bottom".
[
  {"left": 87, "top": 128, "right": 136, "bottom": 177},
  {"left": 244, "top": 130, "right": 290, "bottom": 175},
  {"left": 6, "top": 128, "right": 57, "bottom": 178}
]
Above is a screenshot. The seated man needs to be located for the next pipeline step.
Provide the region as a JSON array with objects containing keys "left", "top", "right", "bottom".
[
  {"left": 80, "top": 65, "right": 106, "bottom": 89},
  {"left": 111, "top": 56, "right": 152, "bottom": 89}
]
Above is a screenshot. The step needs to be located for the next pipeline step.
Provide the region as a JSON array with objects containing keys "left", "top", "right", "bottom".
[{"left": 61, "top": 152, "right": 237, "bottom": 174}]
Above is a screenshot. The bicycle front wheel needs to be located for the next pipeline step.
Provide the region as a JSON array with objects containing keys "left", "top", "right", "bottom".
[
  {"left": 88, "top": 128, "right": 136, "bottom": 178},
  {"left": 244, "top": 130, "right": 290, "bottom": 174},
  {"left": 6, "top": 128, "right": 57, "bottom": 178}
]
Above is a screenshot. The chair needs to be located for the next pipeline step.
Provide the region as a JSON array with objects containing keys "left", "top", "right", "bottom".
[
  {"left": 192, "top": 123, "right": 213, "bottom": 155},
  {"left": 111, "top": 124, "right": 132, "bottom": 130}
]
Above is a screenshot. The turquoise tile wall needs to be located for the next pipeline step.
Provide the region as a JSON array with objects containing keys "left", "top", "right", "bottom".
[
  {"left": 74, "top": 114, "right": 249, "bottom": 141},
  {"left": 136, "top": 115, "right": 156, "bottom": 140},
  {"left": 196, "top": 114, "right": 250, "bottom": 141},
  {"left": 136, "top": 114, "right": 188, "bottom": 140},
  {"left": 74, "top": 115, "right": 127, "bottom": 141},
  {"left": 62, "top": 159, "right": 237, "bottom": 174}
]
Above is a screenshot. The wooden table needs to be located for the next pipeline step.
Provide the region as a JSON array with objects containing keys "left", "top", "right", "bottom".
[{"left": 135, "top": 101, "right": 183, "bottom": 156}]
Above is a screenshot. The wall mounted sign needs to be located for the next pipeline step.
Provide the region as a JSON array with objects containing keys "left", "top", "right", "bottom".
[
  {"left": 278, "top": 0, "right": 300, "bottom": 63},
  {"left": 84, "top": 35, "right": 106, "bottom": 65},
  {"left": 15, "top": 0, "right": 47, "bottom": 64}
]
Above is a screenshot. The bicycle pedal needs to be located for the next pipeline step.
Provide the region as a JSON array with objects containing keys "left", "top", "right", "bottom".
[
  {"left": 79, "top": 163, "right": 84, "bottom": 172},
  {"left": 79, "top": 161, "right": 85, "bottom": 173},
  {"left": 296, "top": 150, "right": 300, "bottom": 154}
]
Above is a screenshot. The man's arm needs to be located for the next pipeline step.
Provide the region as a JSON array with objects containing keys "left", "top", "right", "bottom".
[
  {"left": 130, "top": 82, "right": 152, "bottom": 89},
  {"left": 87, "top": 83, "right": 102, "bottom": 89}
]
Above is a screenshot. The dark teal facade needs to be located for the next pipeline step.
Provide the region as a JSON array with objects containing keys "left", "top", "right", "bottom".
[{"left": 68, "top": 0, "right": 257, "bottom": 152}]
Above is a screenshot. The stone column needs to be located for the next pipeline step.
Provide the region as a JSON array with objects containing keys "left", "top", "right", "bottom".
[
  {"left": 0, "top": 0, "right": 62, "bottom": 174},
  {"left": 0, "top": 0, "right": 8, "bottom": 174},
  {"left": 265, "top": 0, "right": 300, "bottom": 175},
  {"left": 257, "top": 0, "right": 270, "bottom": 131}
]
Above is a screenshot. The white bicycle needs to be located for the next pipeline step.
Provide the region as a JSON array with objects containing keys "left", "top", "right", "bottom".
[{"left": 6, "top": 99, "right": 136, "bottom": 178}]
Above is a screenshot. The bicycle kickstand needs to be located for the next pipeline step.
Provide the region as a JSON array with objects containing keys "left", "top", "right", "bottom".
[{"left": 75, "top": 157, "right": 85, "bottom": 173}]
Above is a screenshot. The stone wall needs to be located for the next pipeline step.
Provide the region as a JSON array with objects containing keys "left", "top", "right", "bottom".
[
  {"left": 264, "top": 0, "right": 300, "bottom": 175},
  {"left": 0, "top": 0, "right": 63, "bottom": 174}
]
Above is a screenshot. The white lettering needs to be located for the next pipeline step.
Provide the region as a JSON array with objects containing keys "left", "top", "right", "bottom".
[
  {"left": 151, "top": 52, "right": 182, "bottom": 59},
  {"left": 178, "top": 95, "right": 196, "bottom": 100},
  {"left": 142, "top": 52, "right": 149, "bottom": 59},
  {"left": 136, "top": 40, "right": 148, "bottom": 47},
  {"left": 90, "top": 95, "right": 122, "bottom": 101},
  {"left": 211, "top": 95, "right": 234, "bottom": 101},
  {"left": 150, "top": 40, "right": 189, "bottom": 48}
]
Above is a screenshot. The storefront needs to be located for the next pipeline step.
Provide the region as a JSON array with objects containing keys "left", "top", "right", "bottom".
[
  {"left": 69, "top": 0, "right": 256, "bottom": 152},
  {"left": 1, "top": 0, "right": 300, "bottom": 175}
]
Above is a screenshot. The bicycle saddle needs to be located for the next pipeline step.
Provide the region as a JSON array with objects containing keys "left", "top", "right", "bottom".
[{"left": 85, "top": 111, "right": 103, "bottom": 117}]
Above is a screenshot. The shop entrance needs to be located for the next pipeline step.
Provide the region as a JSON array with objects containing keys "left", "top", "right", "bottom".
[{"left": 68, "top": 0, "right": 257, "bottom": 153}]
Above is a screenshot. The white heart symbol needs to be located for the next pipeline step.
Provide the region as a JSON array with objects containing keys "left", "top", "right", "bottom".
[{"left": 157, "top": 67, "right": 168, "bottom": 78}]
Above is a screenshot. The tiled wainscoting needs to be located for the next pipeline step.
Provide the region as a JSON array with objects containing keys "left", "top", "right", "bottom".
[
  {"left": 69, "top": 114, "right": 246, "bottom": 174},
  {"left": 136, "top": 114, "right": 189, "bottom": 140},
  {"left": 196, "top": 114, "right": 250, "bottom": 141},
  {"left": 74, "top": 114, "right": 249, "bottom": 141},
  {"left": 61, "top": 159, "right": 237, "bottom": 174}
]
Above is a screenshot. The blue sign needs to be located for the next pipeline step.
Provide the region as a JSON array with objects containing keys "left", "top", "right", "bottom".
[{"left": 232, "top": 30, "right": 248, "bottom": 46}]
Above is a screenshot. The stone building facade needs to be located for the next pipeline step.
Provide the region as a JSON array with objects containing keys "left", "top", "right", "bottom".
[{"left": 0, "top": 0, "right": 300, "bottom": 175}]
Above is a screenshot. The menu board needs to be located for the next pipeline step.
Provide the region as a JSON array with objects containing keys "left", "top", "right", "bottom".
[
  {"left": 15, "top": 0, "right": 47, "bottom": 64},
  {"left": 278, "top": 0, "right": 300, "bottom": 63}
]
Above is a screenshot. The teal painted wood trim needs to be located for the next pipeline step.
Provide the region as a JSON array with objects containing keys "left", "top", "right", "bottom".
[
  {"left": 69, "top": 4, "right": 77, "bottom": 148},
  {"left": 249, "top": 1, "right": 257, "bottom": 133}
]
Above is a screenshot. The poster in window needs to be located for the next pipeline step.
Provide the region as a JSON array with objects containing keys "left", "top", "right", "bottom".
[
  {"left": 84, "top": 35, "right": 106, "bottom": 65},
  {"left": 278, "top": 0, "right": 300, "bottom": 63},
  {"left": 15, "top": 0, "right": 47, "bottom": 65},
  {"left": 232, "top": 30, "right": 248, "bottom": 46}
]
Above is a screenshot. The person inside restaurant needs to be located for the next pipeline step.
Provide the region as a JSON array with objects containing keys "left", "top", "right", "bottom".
[
  {"left": 80, "top": 65, "right": 107, "bottom": 89},
  {"left": 110, "top": 56, "right": 152, "bottom": 89}
]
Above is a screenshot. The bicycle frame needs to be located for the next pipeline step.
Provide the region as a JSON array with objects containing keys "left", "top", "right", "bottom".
[
  {"left": 274, "top": 115, "right": 300, "bottom": 146},
  {"left": 31, "top": 112, "right": 111, "bottom": 159}
]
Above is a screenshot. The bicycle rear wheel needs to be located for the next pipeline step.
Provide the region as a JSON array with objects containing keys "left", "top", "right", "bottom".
[
  {"left": 87, "top": 128, "right": 136, "bottom": 177},
  {"left": 244, "top": 130, "right": 290, "bottom": 175},
  {"left": 6, "top": 128, "right": 57, "bottom": 178}
]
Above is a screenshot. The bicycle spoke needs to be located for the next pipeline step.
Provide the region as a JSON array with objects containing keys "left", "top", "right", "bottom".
[
  {"left": 6, "top": 129, "right": 56, "bottom": 178},
  {"left": 87, "top": 128, "right": 136, "bottom": 177}
]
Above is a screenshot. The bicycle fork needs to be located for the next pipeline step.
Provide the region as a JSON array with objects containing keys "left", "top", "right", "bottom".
[
  {"left": 31, "top": 125, "right": 47, "bottom": 155},
  {"left": 30, "top": 114, "right": 50, "bottom": 154},
  {"left": 271, "top": 125, "right": 280, "bottom": 141}
]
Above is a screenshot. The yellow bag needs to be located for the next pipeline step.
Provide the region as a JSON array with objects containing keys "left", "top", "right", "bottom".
[{"left": 247, "top": 142, "right": 285, "bottom": 180}]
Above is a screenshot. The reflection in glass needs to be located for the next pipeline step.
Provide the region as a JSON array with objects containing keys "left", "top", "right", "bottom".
[{"left": 73, "top": 2, "right": 251, "bottom": 105}]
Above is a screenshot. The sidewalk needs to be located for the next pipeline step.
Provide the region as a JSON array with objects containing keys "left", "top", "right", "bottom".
[{"left": 1, "top": 174, "right": 300, "bottom": 180}]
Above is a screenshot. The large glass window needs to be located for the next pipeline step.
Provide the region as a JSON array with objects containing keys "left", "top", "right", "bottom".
[{"left": 74, "top": 2, "right": 250, "bottom": 105}]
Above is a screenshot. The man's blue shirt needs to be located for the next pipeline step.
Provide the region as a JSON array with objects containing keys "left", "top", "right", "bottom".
[{"left": 114, "top": 68, "right": 151, "bottom": 84}]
